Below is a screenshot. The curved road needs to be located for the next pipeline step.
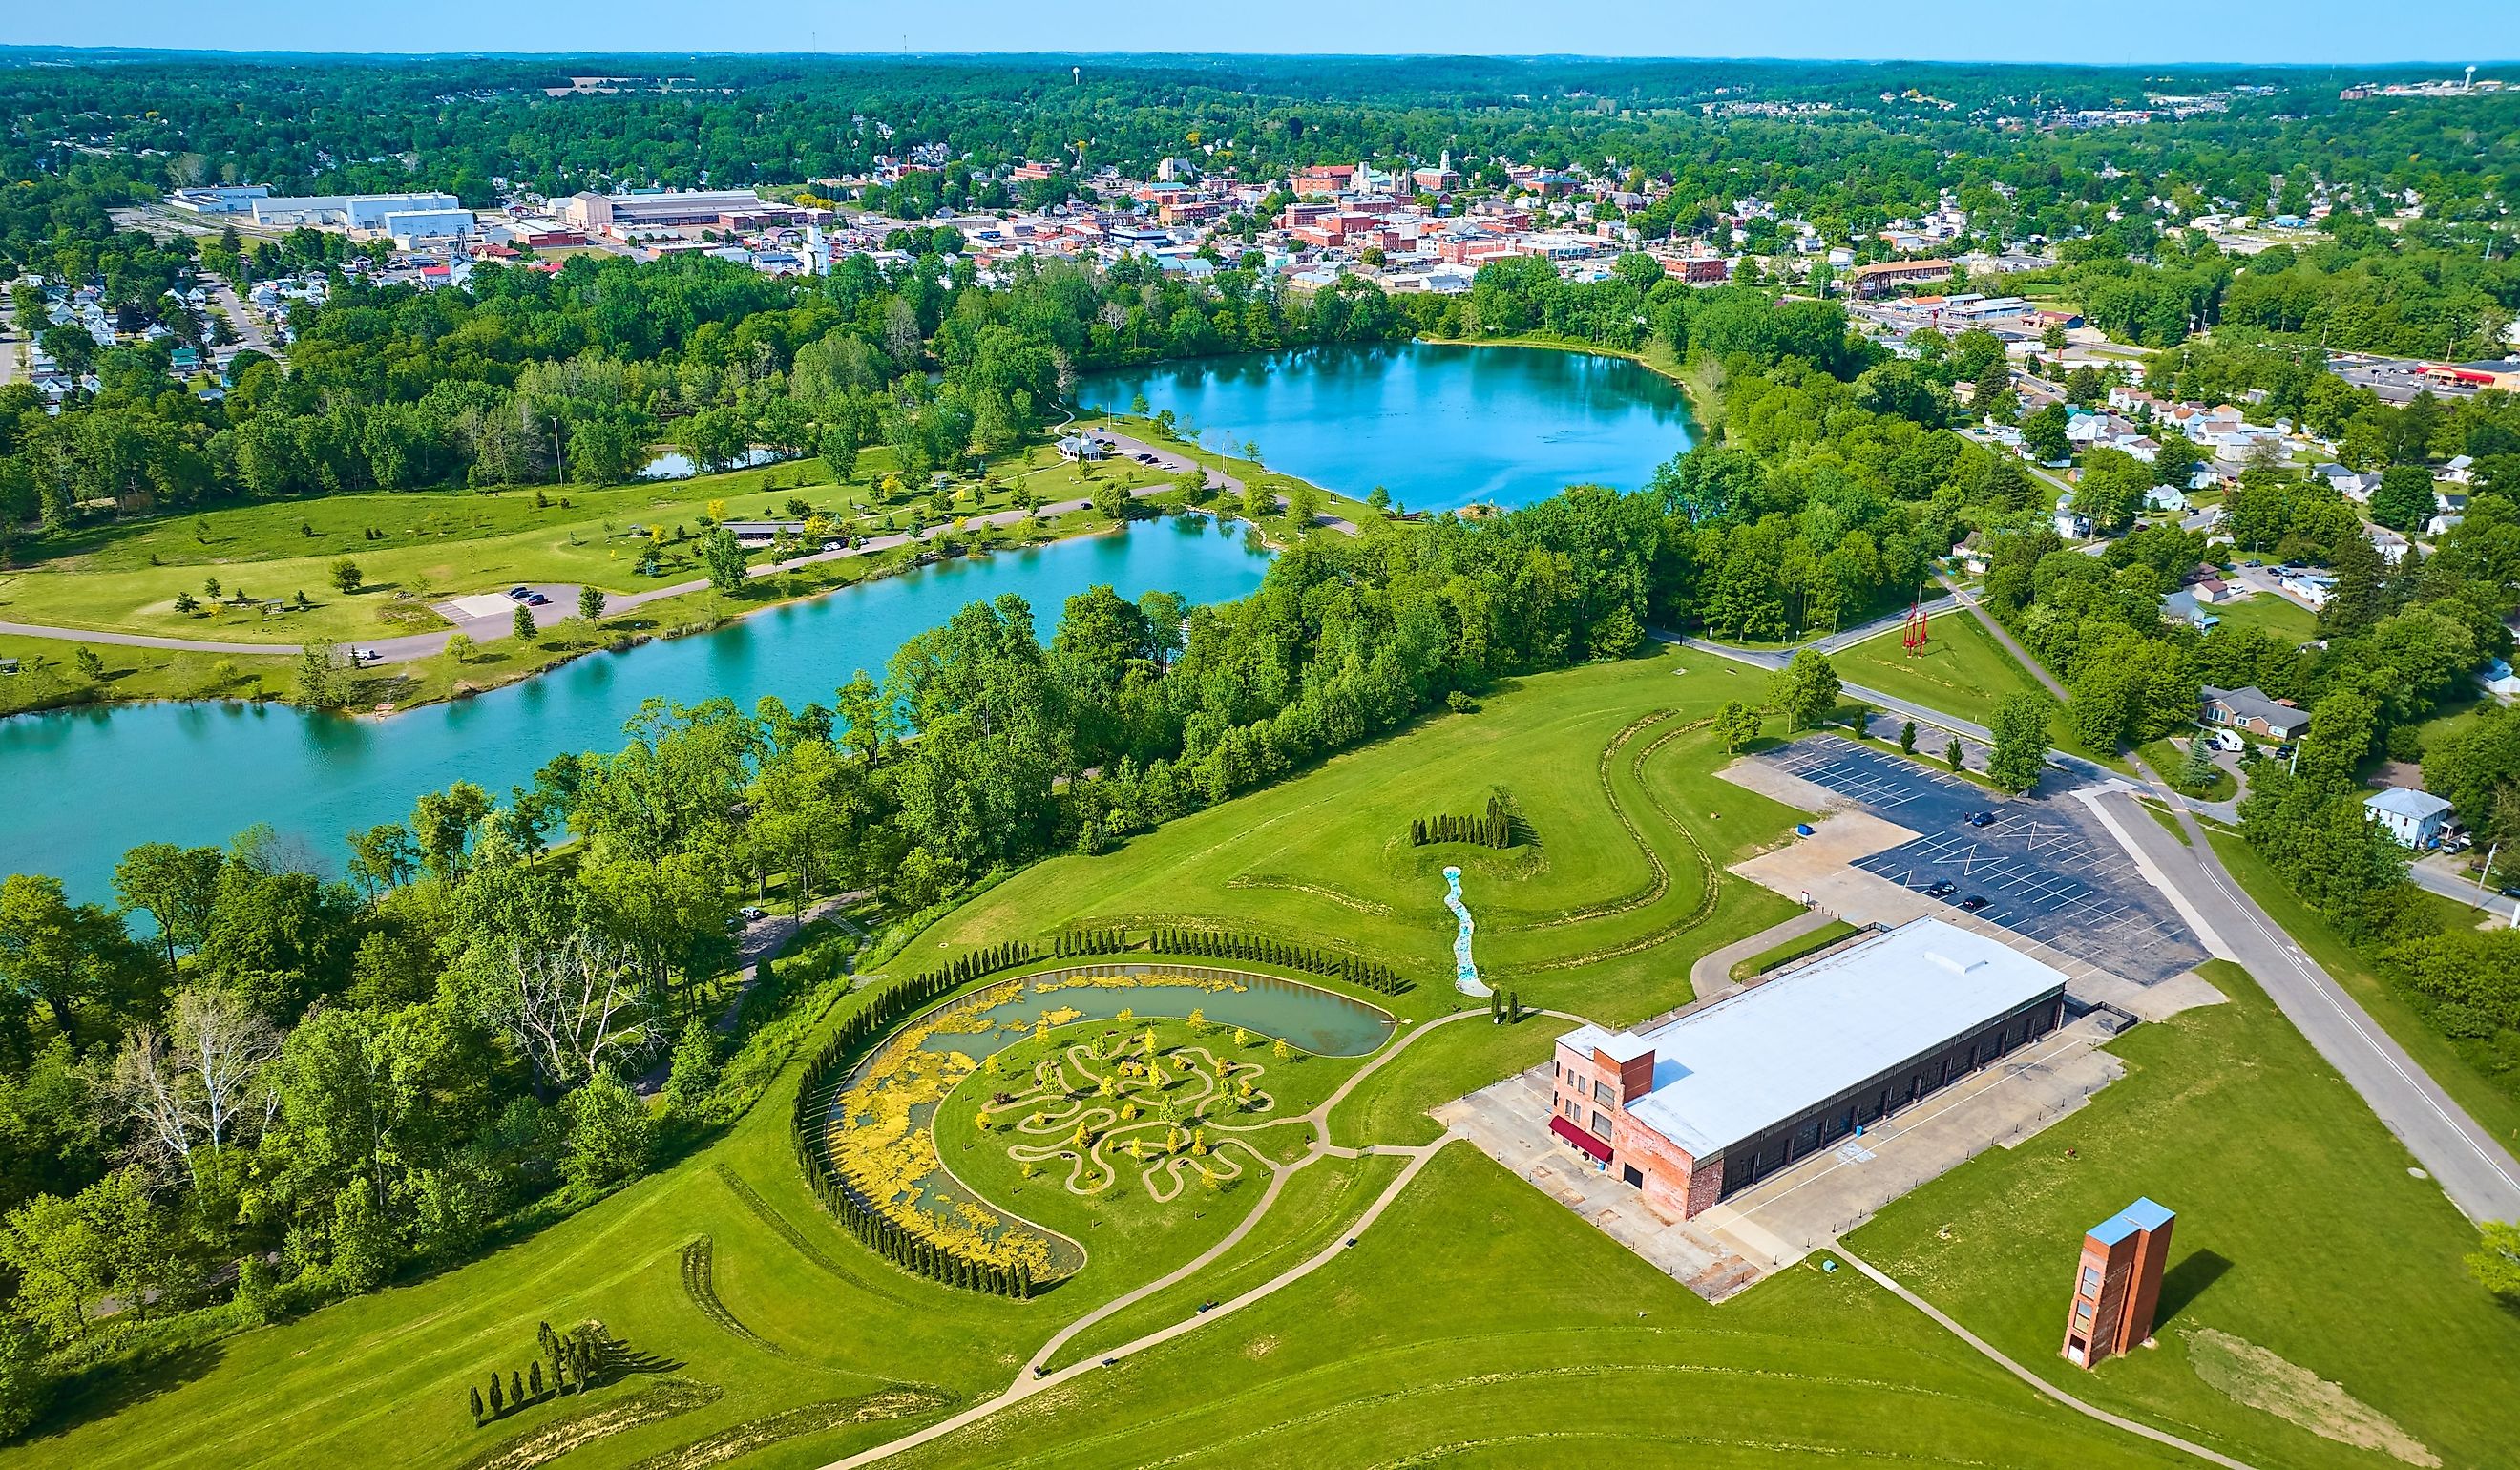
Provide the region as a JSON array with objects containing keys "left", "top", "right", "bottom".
[{"left": 1666, "top": 587, "right": 2520, "bottom": 1224}]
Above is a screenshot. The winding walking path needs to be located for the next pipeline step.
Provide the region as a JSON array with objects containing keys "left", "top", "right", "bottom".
[
  {"left": 1834, "top": 1246, "right": 2257, "bottom": 1470},
  {"left": 817, "top": 1006, "right": 1546, "bottom": 1469},
  {"left": 1685, "top": 908, "right": 1838, "bottom": 1000},
  {"left": 2, "top": 429, "right": 1357, "bottom": 665}
]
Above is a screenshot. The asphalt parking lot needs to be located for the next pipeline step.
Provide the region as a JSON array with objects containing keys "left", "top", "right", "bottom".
[{"left": 1760, "top": 737, "right": 2208, "bottom": 986}]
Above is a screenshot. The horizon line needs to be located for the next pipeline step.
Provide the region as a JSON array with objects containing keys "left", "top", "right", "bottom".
[{"left": 1, "top": 45, "right": 2513, "bottom": 72}]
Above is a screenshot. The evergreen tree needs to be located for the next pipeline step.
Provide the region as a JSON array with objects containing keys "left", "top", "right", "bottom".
[{"left": 470, "top": 1385, "right": 484, "bottom": 1424}]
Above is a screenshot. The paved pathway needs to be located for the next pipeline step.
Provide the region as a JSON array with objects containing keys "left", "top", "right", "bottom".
[
  {"left": 1, "top": 430, "right": 1357, "bottom": 664},
  {"left": 1685, "top": 908, "right": 1838, "bottom": 1000},
  {"left": 1834, "top": 1246, "right": 2258, "bottom": 1470},
  {"left": 817, "top": 1007, "right": 1525, "bottom": 1469}
]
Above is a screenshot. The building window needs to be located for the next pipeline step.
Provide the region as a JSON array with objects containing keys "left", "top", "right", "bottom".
[
  {"left": 1592, "top": 1109, "right": 1611, "bottom": 1135},
  {"left": 1593, "top": 1079, "right": 1614, "bottom": 1106},
  {"left": 2081, "top": 1266, "right": 2101, "bottom": 1292}
]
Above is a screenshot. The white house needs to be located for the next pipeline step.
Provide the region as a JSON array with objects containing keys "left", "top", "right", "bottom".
[
  {"left": 2363, "top": 787, "right": 2455, "bottom": 849},
  {"left": 1055, "top": 434, "right": 1106, "bottom": 462}
]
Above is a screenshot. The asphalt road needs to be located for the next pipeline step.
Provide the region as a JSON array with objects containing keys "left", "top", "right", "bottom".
[
  {"left": 2406, "top": 856, "right": 2520, "bottom": 916},
  {"left": 2102, "top": 788, "right": 2520, "bottom": 1222},
  {"left": 1666, "top": 602, "right": 2520, "bottom": 1224}
]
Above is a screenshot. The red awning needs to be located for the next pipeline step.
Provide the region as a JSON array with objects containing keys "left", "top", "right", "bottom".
[{"left": 1550, "top": 1115, "right": 1612, "bottom": 1163}]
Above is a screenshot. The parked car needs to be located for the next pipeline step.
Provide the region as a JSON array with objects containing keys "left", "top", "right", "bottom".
[
  {"left": 527, "top": 593, "right": 550, "bottom": 606},
  {"left": 738, "top": 905, "right": 768, "bottom": 922},
  {"left": 507, "top": 585, "right": 532, "bottom": 599},
  {"left": 1964, "top": 811, "right": 1997, "bottom": 828},
  {"left": 1959, "top": 895, "right": 1989, "bottom": 912},
  {"left": 1924, "top": 880, "right": 1959, "bottom": 898}
]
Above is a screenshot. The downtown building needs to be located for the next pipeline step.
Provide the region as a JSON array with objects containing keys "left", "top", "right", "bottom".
[{"left": 1548, "top": 918, "right": 2068, "bottom": 1219}]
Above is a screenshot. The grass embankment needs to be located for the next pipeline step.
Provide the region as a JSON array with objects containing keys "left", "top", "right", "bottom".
[
  {"left": 2207, "top": 831, "right": 2520, "bottom": 1152},
  {"left": 1727, "top": 918, "right": 1859, "bottom": 983},
  {"left": 1856, "top": 957, "right": 2520, "bottom": 1470},
  {"left": 42, "top": 649, "right": 2511, "bottom": 1470},
  {"left": 1832, "top": 607, "right": 2118, "bottom": 766},
  {"left": 921, "top": 654, "right": 1806, "bottom": 1018}
]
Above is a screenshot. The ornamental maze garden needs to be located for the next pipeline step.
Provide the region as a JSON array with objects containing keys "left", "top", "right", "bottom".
[{"left": 52, "top": 657, "right": 2506, "bottom": 1470}]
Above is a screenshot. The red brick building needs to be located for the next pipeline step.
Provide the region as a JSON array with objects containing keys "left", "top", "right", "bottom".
[
  {"left": 1547, "top": 919, "right": 2068, "bottom": 1221},
  {"left": 2063, "top": 1198, "right": 2175, "bottom": 1368}
]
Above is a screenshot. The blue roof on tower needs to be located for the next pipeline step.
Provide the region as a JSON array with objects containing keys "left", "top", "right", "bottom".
[{"left": 2090, "top": 1197, "right": 2174, "bottom": 1245}]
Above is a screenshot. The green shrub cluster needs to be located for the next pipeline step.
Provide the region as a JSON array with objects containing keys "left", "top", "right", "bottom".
[
  {"left": 1411, "top": 795, "right": 1515, "bottom": 849},
  {"left": 468, "top": 1320, "right": 613, "bottom": 1426}
]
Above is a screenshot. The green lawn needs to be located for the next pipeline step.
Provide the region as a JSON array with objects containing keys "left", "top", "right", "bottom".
[
  {"left": 1830, "top": 607, "right": 2114, "bottom": 763},
  {"left": 888, "top": 1146, "right": 2200, "bottom": 1470},
  {"left": 2206, "top": 589, "right": 2319, "bottom": 643},
  {"left": 0, "top": 635, "right": 294, "bottom": 717},
  {"left": 2208, "top": 831, "right": 2520, "bottom": 1152},
  {"left": 1856, "top": 958, "right": 2520, "bottom": 1470},
  {"left": 1727, "top": 918, "right": 1859, "bottom": 982},
  {"left": 2138, "top": 736, "right": 2238, "bottom": 802}
]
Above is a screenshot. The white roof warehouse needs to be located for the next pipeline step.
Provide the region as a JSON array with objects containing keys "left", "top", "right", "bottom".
[{"left": 1549, "top": 918, "right": 2070, "bottom": 1218}]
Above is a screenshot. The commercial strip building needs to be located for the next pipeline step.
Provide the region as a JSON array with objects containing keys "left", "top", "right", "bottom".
[
  {"left": 560, "top": 189, "right": 810, "bottom": 236},
  {"left": 2063, "top": 1198, "right": 2174, "bottom": 1368},
  {"left": 248, "top": 193, "right": 464, "bottom": 232},
  {"left": 1548, "top": 918, "right": 2069, "bottom": 1220}
]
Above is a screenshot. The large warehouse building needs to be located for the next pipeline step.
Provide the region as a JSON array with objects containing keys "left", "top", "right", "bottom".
[
  {"left": 1548, "top": 918, "right": 2069, "bottom": 1219},
  {"left": 560, "top": 189, "right": 809, "bottom": 234}
]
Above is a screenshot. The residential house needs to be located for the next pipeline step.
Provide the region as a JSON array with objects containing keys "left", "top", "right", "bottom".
[
  {"left": 2362, "top": 788, "right": 2455, "bottom": 849},
  {"left": 2200, "top": 684, "right": 2307, "bottom": 741}
]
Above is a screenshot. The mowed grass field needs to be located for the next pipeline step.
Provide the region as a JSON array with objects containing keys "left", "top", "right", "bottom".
[
  {"left": 1834, "top": 605, "right": 2145, "bottom": 768},
  {"left": 1857, "top": 959, "right": 2520, "bottom": 1470},
  {"left": 22, "top": 652, "right": 2519, "bottom": 1470},
  {"left": 0, "top": 441, "right": 1211, "bottom": 648},
  {"left": 925, "top": 654, "right": 1807, "bottom": 1022}
]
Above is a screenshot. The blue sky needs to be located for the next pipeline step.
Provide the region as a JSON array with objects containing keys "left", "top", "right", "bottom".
[{"left": 2, "top": 0, "right": 2517, "bottom": 66}]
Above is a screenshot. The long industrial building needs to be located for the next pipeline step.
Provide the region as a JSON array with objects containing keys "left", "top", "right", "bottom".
[
  {"left": 561, "top": 189, "right": 808, "bottom": 234},
  {"left": 1548, "top": 918, "right": 2069, "bottom": 1219},
  {"left": 248, "top": 192, "right": 464, "bottom": 231}
]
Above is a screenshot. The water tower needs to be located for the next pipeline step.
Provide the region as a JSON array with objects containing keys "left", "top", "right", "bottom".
[{"left": 2467, "top": 66, "right": 2477, "bottom": 92}]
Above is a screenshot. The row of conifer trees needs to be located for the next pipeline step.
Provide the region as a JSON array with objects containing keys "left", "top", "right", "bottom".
[
  {"left": 791, "top": 945, "right": 1048, "bottom": 1297},
  {"left": 466, "top": 1321, "right": 612, "bottom": 1426},
  {"left": 1139, "top": 926, "right": 1411, "bottom": 996},
  {"left": 1411, "top": 795, "right": 1516, "bottom": 849}
]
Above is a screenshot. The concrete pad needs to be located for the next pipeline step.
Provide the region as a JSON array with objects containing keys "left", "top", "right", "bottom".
[
  {"left": 1716, "top": 755, "right": 1852, "bottom": 813},
  {"left": 1710, "top": 1015, "right": 2128, "bottom": 1257},
  {"left": 443, "top": 593, "right": 515, "bottom": 621}
]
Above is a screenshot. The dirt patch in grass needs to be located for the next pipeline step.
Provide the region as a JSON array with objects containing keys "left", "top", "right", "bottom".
[
  {"left": 621, "top": 1387, "right": 951, "bottom": 1470},
  {"left": 457, "top": 1378, "right": 724, "bottom": 1470},
  {"left": 2185, "top": 1329, "right": 2439, "bottom": 1466}
]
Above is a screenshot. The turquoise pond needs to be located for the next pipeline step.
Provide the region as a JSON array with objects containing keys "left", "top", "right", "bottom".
[
  {"left": 7, "top": 345, "right": 1690, "bottom": 898},
  {"left": 1080, "top": 341, "right": 1696, "bottom": 512}
]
